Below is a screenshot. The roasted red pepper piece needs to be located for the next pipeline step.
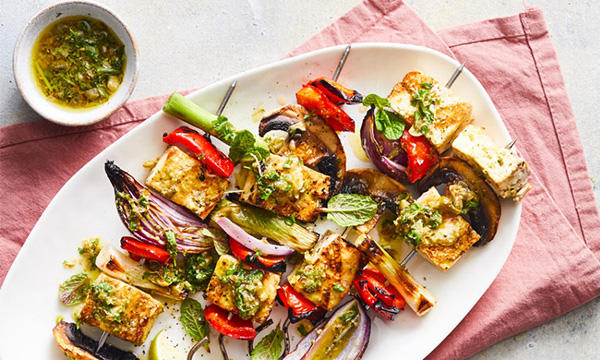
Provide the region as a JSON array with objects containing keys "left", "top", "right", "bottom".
[
  {"left": 163, "top": 126, "right": 235, "bottom": 178},
  {"left": 277, "top": 282, "right": 327, "bottom": 324},
  {"left": 296, "top": 84, "right": 355, "bottom": 132},
  {"left": 205, "top": 304, "right": 256, "bottom": 340},
  {"left": 401, "top": 128, "right": 438, "bottom": 183},
  {"left": 229, "top": 238, "right": 286, "bottom": 273},
  {"left": 353, "top": 268, "right": 405, "bottom": 321},
  {"left": 309, "top": 77, "right": 363, "bottom": 105},
  {"left": 120, "top": 236, "right": 171, "bottom": 264}
]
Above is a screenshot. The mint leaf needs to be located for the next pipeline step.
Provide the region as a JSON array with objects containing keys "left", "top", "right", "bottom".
[
  {"left": 59, "top": 273, "right": 91, "bottom": 306},
  {"left": 365, "top": 94, "right": 405, "bottom": 141},
  {"left": 229, "top": 130, "right": 270, "bottom": 164},
  {"left": 362, "top": 93, "right": 390, "bottom": 108},
  {"left": 180, "top": 298, "right": 210, "bottom": 350},
  {"left": 229, "top": 130, "right": 256, "bottom": 163},
  {"left": 251, "top": 325, "right": 284, "bottom": 360},
  {"left": 322, "top": 194, "right": 378, "bottom": 227},
  {"left": 381, "top": 110, "right": 405, "bottom": 141},
  {"left": 241, "top": 138, "right": 270, "bottom": 164},
  {"left": 374, "top": 107, "right": 388, "bottom": 132}
]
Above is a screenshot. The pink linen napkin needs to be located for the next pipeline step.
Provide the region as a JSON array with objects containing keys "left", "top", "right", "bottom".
[{"left": 1, "top": 1, "right": 599, "bottom": 359}]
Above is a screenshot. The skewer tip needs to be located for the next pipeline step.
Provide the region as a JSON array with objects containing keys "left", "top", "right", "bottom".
[{"left": 505, "top": 138, "right": 517, "bottom": 149}]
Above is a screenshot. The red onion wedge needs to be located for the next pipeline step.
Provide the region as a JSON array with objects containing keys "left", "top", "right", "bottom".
[
  {"left": 104, "top": 161, "right": 219, "bottom": 253},
  {"left": 361, "top": 107, "right": 409, "bottom": 183},
  {"left": 216, "top": 217, "right": 295, "bottom": 256},
  {"left": 283, "top": 299, "right": 371, "bottom": 360}
]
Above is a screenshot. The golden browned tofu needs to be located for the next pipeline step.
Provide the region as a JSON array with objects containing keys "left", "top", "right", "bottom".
[
  {"left": 288, "top": 231, "right": 361, "bottom": 311},
  {"left": 388, "top": 70, "right": 473, "bottom": 153},
  {"left": 452, "top": 125, "right": 531, "bottom": 202},
  {"left": 205, "top": 255, "right": 280, "bottom": 323},
  {"left": 237, "top": 154, "right": 330, "bottom": 222},
  {"left": 397, "top": 187, "right": 480, "bottom": 271},
  {"left": 78, "top": 274, "right": 163, "bottom": 346},
  {"left": 146, "top": 146, "right": 229, "bottom": 220}
]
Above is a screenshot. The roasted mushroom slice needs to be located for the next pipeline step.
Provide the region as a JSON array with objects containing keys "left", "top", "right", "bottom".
[
  {"left": 53, "top": 321, "right": 138, "bottom": 360},
  {"left": 418, "top": 157, "right": 501, "bottom": 246},
  {"left": 340, "top": 168, "right": 412, "bottom": 233},
  {"left": 259, "top": 105, "right": 346, "bottom": 194}
]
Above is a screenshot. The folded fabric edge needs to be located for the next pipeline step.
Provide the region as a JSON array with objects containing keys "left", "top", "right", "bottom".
[
  {"left": 518, "top": 9, "right": 600, "bottom": 254},
  {"left": 438, "top": 7, "right": 542, "bottom": 48}
]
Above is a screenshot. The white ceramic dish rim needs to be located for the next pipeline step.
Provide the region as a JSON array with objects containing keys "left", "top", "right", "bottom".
[
  {"left": 13, "top": 0, "right": 139, "bottom": 127},
  {"left": 0, "top": 43, "right": 520, "bottom": 359}
]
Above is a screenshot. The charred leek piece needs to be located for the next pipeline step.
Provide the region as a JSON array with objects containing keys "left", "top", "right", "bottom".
[
  {"left": 105, "top": 161, "right": 220, "bottom": 253},
  {"left": 95, "top": 246, "right": 188, "bottom": 300},
  {"left": 355, "top": 234, "right": 436, "bottom": 316},
  {"left": 211, "top": 199, "right": 318, "bottom": 252}
]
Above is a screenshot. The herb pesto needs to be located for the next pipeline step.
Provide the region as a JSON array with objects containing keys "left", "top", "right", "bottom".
[
  {"left": 32, "top": 16, "right": 126, "bottom": 108},
  {"left": 411, "top": 83, "right": 436, "bottom": 135},
  {"left": 220, "top": 266, "right": 264, "bottom": 320}
]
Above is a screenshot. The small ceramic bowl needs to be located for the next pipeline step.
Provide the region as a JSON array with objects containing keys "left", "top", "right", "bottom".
[{"left": 13, "top": 0, "right": 139, "bottom": 126}]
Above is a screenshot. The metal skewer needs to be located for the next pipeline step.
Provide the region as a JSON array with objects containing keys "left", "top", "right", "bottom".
[
  {"left": 332, "top": 44, "right": 351, "bottom": 82},
  {"left": 95, "top": 331, "right": 109, "bottom": 353},
  {"left": 445, "top": 62, "right": 465, "bottom": 88},
  {"left": 216, "top": 79, "right": 238, "bottom": 116},
  {"left": 505, "top": 138, "right": 517, "bottom": 150}
]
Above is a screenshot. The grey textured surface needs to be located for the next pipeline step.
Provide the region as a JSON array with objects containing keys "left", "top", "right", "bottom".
[{"left": 1, "top": 1, "right": 598, "bottom": 359}]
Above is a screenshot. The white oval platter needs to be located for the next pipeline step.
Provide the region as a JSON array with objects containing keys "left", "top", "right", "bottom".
[{"left": 0, "top": 43, "right": 520, "bottom": 360}]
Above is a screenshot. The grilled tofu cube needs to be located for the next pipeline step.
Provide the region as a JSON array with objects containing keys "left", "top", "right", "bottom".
[
  {"left": 452, "top": 125, "right": 531, "bottom": 202},
  {"left": 288, "top": 231, "right": 361, "bottom": 311},
  {"left": 78, "top": 274, "right": 163, "bottom": 345},
  {"left": 146, "top": 145, "right": 229, "bottom": 220},
  {"left": 205, "top": 254, "right": 280, "bottom": 323},
  {"left": 237, "top": 154, "right": 330, "bottom": 222},
  {"left": 399, "top": 187, "right": 480, "bottom": 271},
  {"left": 388, "top": 70, "right": 473, "bottom": 153}
]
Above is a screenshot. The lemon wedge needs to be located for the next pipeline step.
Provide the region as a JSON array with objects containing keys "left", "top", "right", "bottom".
[{"left": 148, "top": 330, "right": 185, "bottom": 360}]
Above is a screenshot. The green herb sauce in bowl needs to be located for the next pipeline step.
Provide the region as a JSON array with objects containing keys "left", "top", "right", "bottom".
[
  {"left": 32, "top": 16, "right": 126, "bottom": 109},
  {"left": 14, "top": 1, "right": 138, "bottom": 126}
]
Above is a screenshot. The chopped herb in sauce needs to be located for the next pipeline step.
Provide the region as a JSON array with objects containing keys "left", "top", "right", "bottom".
[
  {"left": 411, "top": 83, "right": 435, "bottom": 135},
  {"left": 332, "top": 283, "right": 345, "bottom": 292},
  {"left": 77, "top": 237, "right": 101, "bottom": 270},
  {"left": 164, "top": 231, "right": 178, "bottom": 266},
  {"left": 396, "top": 202, "right": 442, "bottom": 248},
  {"left": 220, "top": 266, "right": 264, "bottom": 319},
  {"left": 32, "top": 16, "right": 126, "bottom": 108},
  {"left": 285, "top": 214, "right": 296, "bottom": 226}
]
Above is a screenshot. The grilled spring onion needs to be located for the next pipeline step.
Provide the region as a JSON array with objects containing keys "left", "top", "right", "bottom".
[
  {"left": 163, "top": 92, "right": 234, "bottom": 144},
  {"left": 354, "top": 234, "right": 436, "bottom": 316},
  {"left": 211, "top": 199, "right": 318, "bottom": 252},
  {"left": 105, "top": 161, "right": 221, "bottom": 253}
]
